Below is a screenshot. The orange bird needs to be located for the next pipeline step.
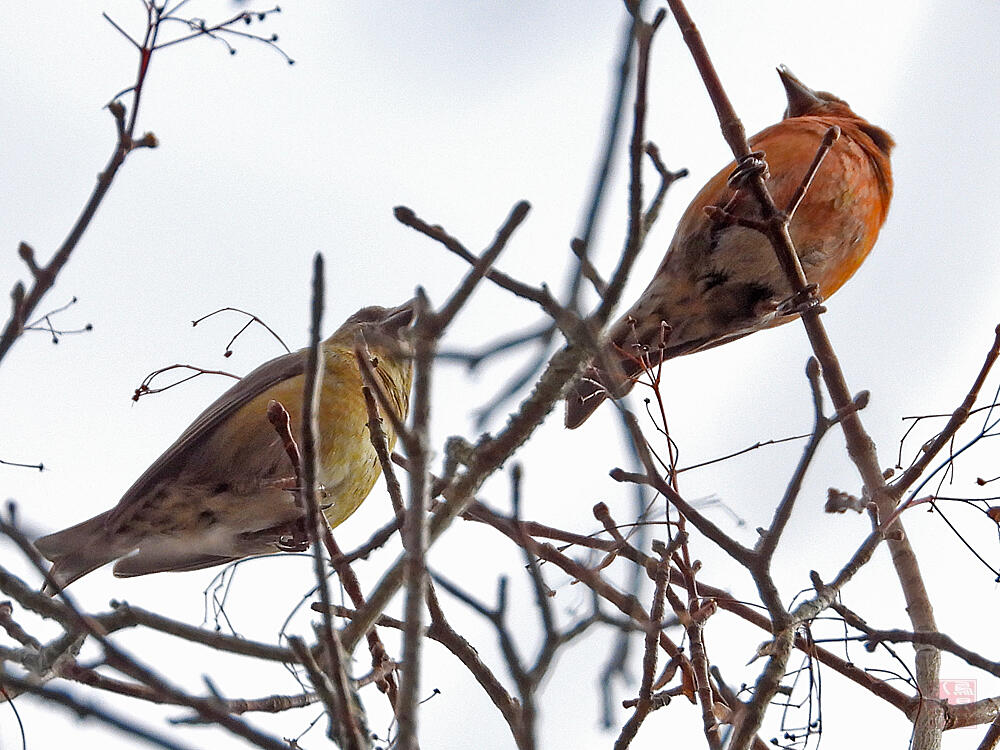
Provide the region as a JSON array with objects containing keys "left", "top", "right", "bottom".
[{"left": 565, "top": 67, "right": 894, "bottom": 428}]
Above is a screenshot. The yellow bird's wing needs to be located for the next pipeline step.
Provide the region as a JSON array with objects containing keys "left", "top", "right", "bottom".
[{"left": 105, "top": 348, "right": 307, "bottom": 530}]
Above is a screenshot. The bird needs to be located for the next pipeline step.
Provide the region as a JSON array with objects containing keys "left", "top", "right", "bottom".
[
  {"left": 565, "top": 67, "right": 894, "bottom": 428},
  {"left": 35, "top": 300, "right": 416, "bottom": 591}
]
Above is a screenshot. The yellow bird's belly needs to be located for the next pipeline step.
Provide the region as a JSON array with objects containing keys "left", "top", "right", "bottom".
[
  {"left": 313, "top": 351, "right": 399, "bottom": 529},
  {"left": 215, "top": 345, "right": 402, "bottom": 533}
]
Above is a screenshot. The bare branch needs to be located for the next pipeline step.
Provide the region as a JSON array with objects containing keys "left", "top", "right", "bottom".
[
  {"left": 896, "top": 324, "right": 1000, "bottom": 490},
  {"left": 395, "top": 290, "right": 434, "bottom": 750}
]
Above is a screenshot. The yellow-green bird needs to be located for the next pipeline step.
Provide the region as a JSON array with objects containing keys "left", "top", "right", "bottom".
[{"left": 36, "top": 300, "right": 415, "bottom": 592}]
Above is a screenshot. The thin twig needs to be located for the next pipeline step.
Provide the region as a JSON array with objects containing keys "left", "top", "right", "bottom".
[
  {"left": 641, "top": 142, "right": 688, "bottom": 235},
  {"left": 433, "top": 201, "right": 531, "bottom": 333},
  {"left": 191, "top": 306, "right": 291, "bottom": 355},
  {"left": 395, "top": 290, "right": 434, "bottom": 750},
  {"left": 754, "top": 358, "right": 833, "bottom": 566},
  {"left": 99, "top": 602, "right": 296, "bottom": 662},
  {"left": 360, "top": 384, "right": 405, "bottom": 517},
  {"left": 895, "top": 325, "right": 1000, "bottom": 490},
  {"left": 287, "top": 636, "right": 350, "bottom": 744},
  {"left": 614, "top": 554, "right": 669, "bottom": 749},
  {"left": 783, "top": 126, "right": 841, "bottom": 220},
  {"left": 323, "top": 528, "right": 399, "bottom": 706},
  {"left": 612, "top": 412, "right": 752, "bottom": 564},
  {"left": 0, "top": 670, "right": 198, "bottom": 750},
  {"left": 341, "top": 293, "right": 591, "bottom": 656},
  {"left": 393, "top": 206, "right": 545, "bottom": 308},
  {"left": 592, "top": 7, "right": 667, "bottom": 327},
  {"left": 0, "top": 518, "right": 290, "bottom": 750},
  {"left": 300, "top": 254, "right": 367, "bottom": 750},
  {"left": 977, "top": 714, "right": 1000, "bottom": 750}
]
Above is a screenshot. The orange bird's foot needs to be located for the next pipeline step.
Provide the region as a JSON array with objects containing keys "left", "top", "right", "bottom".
[
  {"left": 776, "top": 284, "right": 826, "bottom": 317},
  {"left": 727, "top": 150, "right": 769, "bottom": 188}
]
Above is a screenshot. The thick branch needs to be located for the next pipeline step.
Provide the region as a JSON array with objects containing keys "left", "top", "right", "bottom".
[{"left": 664, "top": 2, "right": 942, "bottom": 744}]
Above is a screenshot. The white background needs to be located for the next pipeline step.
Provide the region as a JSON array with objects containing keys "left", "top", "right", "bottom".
[{"left": 2, "top": 1, "right": 999, "bottom": 748}]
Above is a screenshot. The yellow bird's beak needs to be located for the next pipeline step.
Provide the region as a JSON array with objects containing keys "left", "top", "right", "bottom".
[{"left": 381, "top": 297, "right": 417, "bottom": 334}]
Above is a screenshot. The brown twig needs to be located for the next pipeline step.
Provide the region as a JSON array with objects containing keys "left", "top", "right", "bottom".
[
  {"left": 570, "top": 238, "right": 609, "bottom": 297},
  {"left": 432, "top": 5, "right": 685, "bottom": 429},
  {"left": 393, "top": 206, "right": 545, "bottom": 309},
  {"left": 783, "top": 126, "right": 841, "bottom": 220},
  {"left": 895, "top": 325, "right": 1000, "bottom": 491},
  {"left": 612, "top": 412, "right": 752, "bottom": 564},
  {"left": 132, "top": 364, "right": 239, "bottom": 402},
  {"left": 426, "top": 582, "right": 526, "bottom": 743},
  {"left": 754, "top": 359, "right": 833, "bottom": 565},
  {"left": 859, "top": 625, "right": 1000, "bottom": 680},
  {"left": 0, "top": 600, "right": 41, "bottom": 650},
  {"left": 389, "top": 456, "right": 688, "bottom": 665},
  {"left": 319, "top": 592, "right": 526, "bottom": 743},
  {"left": 614, "top": 553, "right": 670, "bottom": 749},
  {"left": 455, "top": 474, "right": 922, "bottom": 724},
  {"left": 592, "top": 7, "right": 666, "bottom": 328},
  {"left": 265, "top": 400, "right": 303, "bottom": 481},
  {"left": 436, "top": 322, "right": 553, "bottom": 371},
  {"left": 191, "top": 306, "right": 291, "bottom": 356},
  {"left": 0, "top": 457, "right": 45, "bottom": 471},
  {"left": 2, "top": 3, "right": 286, "bottom": 366},
  {"left": 0, "top": 108, "right": 152, "bottom": 365},
  {"left": 287, "top": 636, "right": 354, "bottom": 745},
  {"left": 299, "top": 254, "right": 368, "bottom": 750},
  {"left": 322, "top": 529, "right": 399, "bottom": 707},
  {"left": 433, "top": 201, "right": 531, "bottom": 332},
  {"left": 977, "top": 714, "right": 1000, "bottom": 750},
  {"left": 360, "top": 385, "right": 405, "bottom": 517},
  {"left": 0, "top": 670, "right": 196, "bottom": 750},
  {"left": 22, "top": 295, "right": 93, "bottom": 343},
  {"left": 341, "top": 260, "right": 591, "bottom": 657},
  {"left": 334, "top": 513, "right": 404, "bottom": 565},
  {"left": 100, "top": 602, "right": 296, "bottom": 663},
  {"left": 354, "top": 339, "right": 413, "bottom": 452},
  {"left": 432, "top": 484, "right": 603, "bottom": 750},
  {"left": 169, "top": 689, "right": 320, "bottom": 719},
  {"left": 677, "top": 431, "right": 810, "bottom": 474},
  {"left": 395, "top": 290, "right": 433, "bottom": 750},
  {"left": 0, "top": 516, "right": 291, "bottom": 750}
]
